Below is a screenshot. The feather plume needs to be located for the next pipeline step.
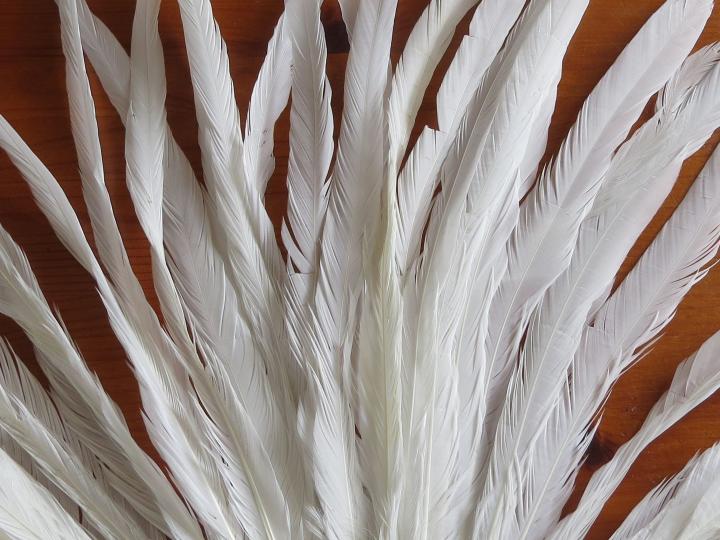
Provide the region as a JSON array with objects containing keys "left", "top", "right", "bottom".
[
  {"left": 482, "top": 0, "right": 714, "bottom": 463},
  {"left": 244, "top": 15, "right": 292, "bottom": 197},
  {"left": 611, "top": 444, "right": 720, "bottom": 540},
  {"left": 505, "top": 44, "right": 720, "bottom": 540},
  {"left": 0, "top": 447, "right": 92, "bottom": 540},
  {"left": 2, "top": 1, "right": 720, "bottom": 539},
  {"left": 0, "top": 117, "right": 203, "bottom": 539},
  {"left": 407, "top": 1, "right": 589, "bottom": 535},
  {"left": 0, "top": 345, "right": 148, "bottom": 539},
  {"left": 282, "top": 0, "right": 333, "bottom": 294},
  {"left": 396, "top": 0, "right": 526, "bottom": 275},
  {"left": 75, "top": 0, "right": 273, "bottom": 435},
  {"left": 175, "top": 0, "right": 293, "bottom": 415},
  {"left": 297, "top": 1, "right": 399, "bottom": 537},
  {"left": 551, "top": 329, "right": 720, "bottom": 539},
  {"left": 485, "top": 45, "right": 720, "bottom": 540}
]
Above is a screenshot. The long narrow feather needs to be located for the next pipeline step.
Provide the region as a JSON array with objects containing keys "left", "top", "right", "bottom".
[
  {"left": 481, "top": 0, "right": 713, "bottom": 465},
  {"left": 176, "top": 0, "right": 293, "bottom": 414},
  {"left": 0, "top": 348, "right": 149, "bottom": 539},
  {"left": 593, "top": 45, "right": 720, "bottom": 370},
  {"left": 299, "top": 0, "right": 398, "bottom": 537},
  {"left": 550, "top": 329, "right": 720, "bottom": 539},
  {"left": 355, "top": 184, "right": 404, "bottom": 539},
  {"left": 0, "top": 223, "right": 198, "bottom": 538},
  {"left": 480, "top": 19, "right": 720, "bottom": 536},
  {"left": 282, "top": 0, "right": 333, "bottom": 297},
  {"left": 509, "top": 48, "right": 720, "bottom": 540},
  {"left": 244, "top": 15, "right": 292, "bottom": 196},
  {"left": 124, "top": 0, "right": 190, "bottom": 349},
  {"left": 48, "top": 4, "right": 252, "bottom": 535},
  {"left": 0, "top": 448, "right": 92, "bottom": 540},
  {"left": 387, "top": 0, "right": 476, "bottom": 177},
  {"left": 396, "top": 0, "right": 526, "bottom": 274},
  {"left": 611, "top": 444, "right": 720, "bottom": 540},
  {"left": 75, "top": 0, "right": 275, "bottom": 438},
  {"left": 0, "top": 117, "right": 204, "bottom": 540},
  {"left": 75, "top": 5, "right": 309, "bottom": 534},
  {"left": 404, "top": 2, "right": 589, "bottom": 537},
  {"left": 0, "top": 340, "right": 142, "bottom": 535}
]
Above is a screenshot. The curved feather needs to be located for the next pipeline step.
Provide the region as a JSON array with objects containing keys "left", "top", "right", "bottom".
[
  {"left": 0, "top": 355, "right": 149, "bottom": 540},
  {"left": 613, "top": 444, "right": 720, "bottom": 540},
  {"left": 388, "top": 0, "right": 477, "bottom": 175},
  {"left": 244, "top": 15, "right": 292, "bottom": 196},
  {"left": 482, "top": 0, "right": 714, "bottom": 465},
  {"left": 407, "top": 1, "right": 589, "bottom": 537},
  {"left": 396, "top": 0, "right": 526, "bottom": 275},
  {"left": 550, "top": 330, "right": 720, "bottom": 539},
  {"left": 481, "top": 17, "right": 720, "bottom": 537},
  {"left": 0, "top": 116, "right": 205, "bottom": 540},
  {"left": 176, "top": 0, "right": 295, "bottom": 428},
  {"left": 509, "top": 47, "right": 720, "bottom": 540},
  {"left": 0, "top": 448, "right": 92, "bottom": 540}
]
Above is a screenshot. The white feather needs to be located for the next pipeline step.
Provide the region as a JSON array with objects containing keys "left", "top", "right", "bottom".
[
  {"left": 612, "top": 444, "right": 720, "bottom": 540},
  {"left": 481, "top": 0, "right": 714, "bottom": 467},
  {"left": 0, "top": 351, "right": 148, "bottom": 539},
  {"left": 551, "top": 329, "right": 720, "bottom": 539},
  {"left": 396, "top": 0, "right": 526, "bottom": 275},
  {"left": 355, "top": 186, "right": 404, "bottom": 539},
  {"left": 480, "top": 7, "right": 720, "bottom": 536},
  {"left": 592, "top": 45, "right": 720, "bottom": 369},
  {"left": 405, "top": 1, "right": 589, "bottom": 537},
  {"left": 75, "top": 0, "right": 274, "bottom": 439},
  {"left": 176, "top": 0, "right": 295, "bottom": 432},
  {"left": 299, "top": 0, "right": 398, "bottom": 537},
  {"left": 507, "top": 44, "right": 720, "bottom": 540},
  {"left": 244, "top": 15, "right": 292, "bottom": 196},
  {"left": 0, "top": 448, "right": 91, "bottom": 540},
  {"left": 282, "top": 0, "right": 333, "bottom": 296},
  {"left": 388, "top": 0, "right": 476, "bottom": 174}
]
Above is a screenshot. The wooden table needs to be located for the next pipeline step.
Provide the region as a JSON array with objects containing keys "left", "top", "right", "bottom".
[{"left": 1, "top": 1, "right": 719, "bottom": 538}]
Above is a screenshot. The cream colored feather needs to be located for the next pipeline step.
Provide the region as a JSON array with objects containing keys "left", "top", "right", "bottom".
[{"left": 2, "top": 1, "right": 720, "bottom": 539}]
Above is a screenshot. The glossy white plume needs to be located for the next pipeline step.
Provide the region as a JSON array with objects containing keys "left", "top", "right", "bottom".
[{"left": 1, "top": 0, "right": 720, "bottom": 539}]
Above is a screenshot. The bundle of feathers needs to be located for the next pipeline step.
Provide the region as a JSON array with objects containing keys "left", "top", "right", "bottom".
[{"left": 3, "top": 0, "right": 720, "bottom": 538}]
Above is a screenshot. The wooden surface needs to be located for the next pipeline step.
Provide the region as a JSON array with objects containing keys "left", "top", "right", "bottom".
[{"left": 2, "top": 1, "right": 720, "bottom": 538}]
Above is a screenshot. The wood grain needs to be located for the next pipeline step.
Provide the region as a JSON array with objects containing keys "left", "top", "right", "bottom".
[{"left": 1, "top": 1, "right": 720, "bottom": 538}]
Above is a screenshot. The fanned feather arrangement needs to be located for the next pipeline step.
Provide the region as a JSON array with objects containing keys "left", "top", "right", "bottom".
[{"left": 3, "top": 0, "right": 720, "bottom": 538}]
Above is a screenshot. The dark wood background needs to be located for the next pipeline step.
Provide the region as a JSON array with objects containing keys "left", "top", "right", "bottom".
[{"left": 2, "top": 1, "right": 720, "bottom": 538}]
